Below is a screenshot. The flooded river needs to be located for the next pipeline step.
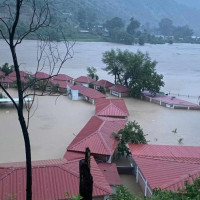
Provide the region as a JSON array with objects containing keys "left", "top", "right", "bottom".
[{"left": 0, "top": 41, "right": 200, "bottom": 163}]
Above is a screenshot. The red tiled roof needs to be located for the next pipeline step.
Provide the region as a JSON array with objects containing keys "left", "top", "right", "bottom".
[
  {"left": 64, "top": 151, "right": 85, "bottom": 161},
  {"left": 71, "top": 85, "right": 106, "bottom": 99},
  {"left": 53, "top": 74, "right": 73, "bottom": 81},
  {"left": 8, "top": 71, "right": 29, "bottom": 78},
  {"left": 0, "top": 71, "right": 5, "bottom": 77},
  {"left": 50, "top": 80, "right": 73, "bottom": 89},
  {"left": 94, "top": 80, "right": 114, "bottom": 88},
  {"left": 0, "top": 157, "right": 112, "bottom": 200},
  {"left": 98, "top": 163, "right": 121, "bottom": 186},
  {"left": 129, "top": 144, "right": 200, "bottom": 192},
  {"left": 67, "top": 116, "right": 127, "bottom": 156},
  {"left": 74, "top": 76, "right": 95, "bottom": 84},
  {"left": 33, "top": 72, "right": 50, "bottom": 79},
  {"left": 95, "top": 98, "right": 129, "bottom": 117},
  {"left": 109, "top": 84, "right": 130, "bottom": 93},
  {"left": 1, "top": 76, "right": 15, "bottom": 83}
]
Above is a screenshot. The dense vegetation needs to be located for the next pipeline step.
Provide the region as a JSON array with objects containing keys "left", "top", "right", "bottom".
[
  {"left": 0, "top": 63, "right": 14, "bottom": 76},
  {"left": 102, "top": 49, "right": 164, "bottom": 97},
  {"left": 1, "top": 0, "right": 200, "bottom": 44},
  {"left": 113, "top": 178, "right": 200, "bottom": 200},
  {"left": 113, "top": 121, "right": 147, "bottom": 158}
]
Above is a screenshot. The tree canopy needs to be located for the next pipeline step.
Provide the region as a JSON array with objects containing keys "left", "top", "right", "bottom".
[
  {"left": 0, "top": 63, "right": 14, "bottom": 76},
  {"left": 127, "top": 17, "right": 140, "bottom": 35},
  {"left": 87, "top": 66, "right": 99, "bottom": 81},
  {"left": 102, "top": 49, "right": 164, "bottom": 97},
  {"left": 113, "top": 121, "right": 147, "bottom": 158},
  {"left": 113, "top": 178, "right": 200, "bottom": 200}
]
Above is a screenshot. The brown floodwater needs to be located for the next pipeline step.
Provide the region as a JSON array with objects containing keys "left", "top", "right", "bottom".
[{"left": 0, "top": 41, "right": 200, "bottom": 195}]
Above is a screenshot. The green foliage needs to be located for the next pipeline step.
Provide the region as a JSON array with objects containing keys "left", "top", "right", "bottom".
[
  {"left": 112, "top": 185, "right": 142, "bottom": 200},
  {"left": 159, "top": 18, "right": 193, "bottom": 39},
  {"left": 114, "top": 121, "right": 147, "bottom": 157},
  {"left": 112, "top": 178, "right": 200, "bottom": 200},
  {"left": 109, "top": 28, "right": 134, "bottom": 45},
  {"left": 104, "top": 17, "right": 125, "bottom": 31},
  {"left": 87, "top": 67, "right": 99, "bottom": 81},
  {"left": 0, "top": 63, "right": 14, "bottom": 76},
  {"left": 97, "top": 86, "right": 106, "bottom": 94},
  {"left": 102, "top": 49, "right": 164, "bottom": 97},
  {"left": 152, "top": 178, "right": 200, "bottom": 200},
  {"left": 88, "top": 83, "right": 94, "bottom": 89},
  {"left": 159, "top": 18, "right": 174, "bottom": 36},
  {"left": 127, "top": 17, "right": 140, "bottom": 35}
]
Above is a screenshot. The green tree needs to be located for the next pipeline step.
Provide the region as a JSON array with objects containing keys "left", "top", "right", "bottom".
[
  {"left": 87, "top": 67, "right": 99, "bottom": 81},
  {"left": 109, "top": 28, "right": 134, "bottom": 45},
  {"left": 102, "top": 49, "right": 164, "bottom": 97},
  {"left": 0, "top": 63, "right": 14, "bottom": 76},
  {"left": 97, "top": 86, "right": 106, "bottom": 94},
  {"left": 104, "top": 17, "right": 124, "bottom": 31},
  {"left": 159, "top": 18, "right": 174, "bottom": 36},
  {"left": 126, "top": 17, "right": 140, "bottom": 35},
  {"left": 112, "top": 185, "right": 142, "bottom": 200},
  {"left": 113, "top": 121, "right": 147, "bottom": 158},
  {"left": 102, "top": 49, "right": 122, "bottom": 84},
  {"left": 173, "top": 25, "right": 193, "bottom": 39}
]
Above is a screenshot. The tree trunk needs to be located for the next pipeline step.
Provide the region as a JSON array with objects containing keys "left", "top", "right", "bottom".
[
  {"left": 79, "top": 148, "right": 93, "bottom": 200},
  {"left": 9, "top": 38, "right": 32, "bottom": 200}
]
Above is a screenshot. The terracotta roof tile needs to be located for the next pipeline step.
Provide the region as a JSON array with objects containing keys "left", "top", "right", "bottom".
[
  {"left": 95, "top": 98, "right": 129, "bottom": 117},
  {"left": 67, "top": 116, "right": 127, "bottom": 156},
  {"left": 33, "top": 72, "right": 50, "bottom": 79},
  {"left": 109, "top": 84, "right": 130, "bottom": 93},
  {"left": 129, "top": 144, "right": 200, "bottom": 192},
  {"left": 71, "top": 85, "right": 106, "bottom": 99},
  {"left": 0, "top": 71, "right": 5, "bottom": 77},
  {"left": 74, "top": 76, "right": 95, "bottom": 84},
  {"left": 94, "top": 80, "right": 114, "bottom": 88},
  {"left": 98, "top": 163, "right": 121, "bottom": 186},
  {"left": 0, "top": 157, "right": 112, "bottom": 200},
  {"left": 53, "top": 74, "right": 73, "bottom": 81}
]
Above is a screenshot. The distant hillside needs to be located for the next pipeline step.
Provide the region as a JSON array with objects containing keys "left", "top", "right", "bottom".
[{"left": 51, "top": 0, "right": 200, "bottom": 35}]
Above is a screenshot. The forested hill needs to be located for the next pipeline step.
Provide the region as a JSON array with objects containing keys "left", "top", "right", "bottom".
[{"left": 52, "top": 0, "right": 200, "bottom": 34}]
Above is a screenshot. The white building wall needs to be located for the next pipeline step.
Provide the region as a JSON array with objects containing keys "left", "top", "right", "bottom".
[{"left": 71, "top": 89, "right": 79, "bottom": 100}]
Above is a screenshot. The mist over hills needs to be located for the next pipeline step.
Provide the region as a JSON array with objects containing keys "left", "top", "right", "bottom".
[{"left": 52, "top": 0, "right": 200, "bottom": 35}]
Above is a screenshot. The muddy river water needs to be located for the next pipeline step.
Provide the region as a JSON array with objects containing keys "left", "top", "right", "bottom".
[{"left": 0, "top": 41, "right": 200, "bottom": 163}]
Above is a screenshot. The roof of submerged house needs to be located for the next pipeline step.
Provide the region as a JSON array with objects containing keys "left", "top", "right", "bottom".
[
  {"left": 98, "top": 163, "right": 121, "bottom": 186},
  {"left": 94, "top": 79, "right": 114, "bottom": 88},
  {"left": 74, "top": 76, "right": 95, "bottom": 84},
  {"left": 129, "top": 144, "right": 200, "bottom": 192},
  {"left": 50, "top": 80, "right": 73, "bottom": 89},
  {"left": 8, "top": 71, "right": 29, "bottom": 78},
  {"left": 0, "top": 157, "right": 112, "bottom": 200},
  {"left": 33, "top": 72, "right": 50, "bottom": 80},
  {"left": 71, "top": 84, "right": 106, "bottom": 99},
  {"left": 0, "top": 71, "right": 5, "bottom": 77},
  {"left": 109, "top": 84, "right": 130, "bottom": 93},
  {"left": 53, "top": 74, "right": 73, "bottom": 81},
  {"left": 67, "top": 116, "right": 127, "bottom": 156},
  {"left": 95, "top": 98, "right": 129, "bottom": 117}
]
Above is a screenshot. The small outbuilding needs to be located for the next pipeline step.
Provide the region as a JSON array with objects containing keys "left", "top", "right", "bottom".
[
  {"left": 74, "top": 76, "right": 95, "bottom": 87},
  {"left": 70, "top": 84, "right": 106, "bottom": 104},
  {"left": 52, "top": 74, "right": 73, "bottom": 83},
  {"left": 129, "top": 144, "right": 200, "bottom": 197},
  {"left": 109, "top": 84, "right": 130, "bottom": 97},
  {"left": 93, "top": 79, "right": 114, "bottom": 92},
  {"left": 95, "top": 98, "right": 129, "bottom": 118}
]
